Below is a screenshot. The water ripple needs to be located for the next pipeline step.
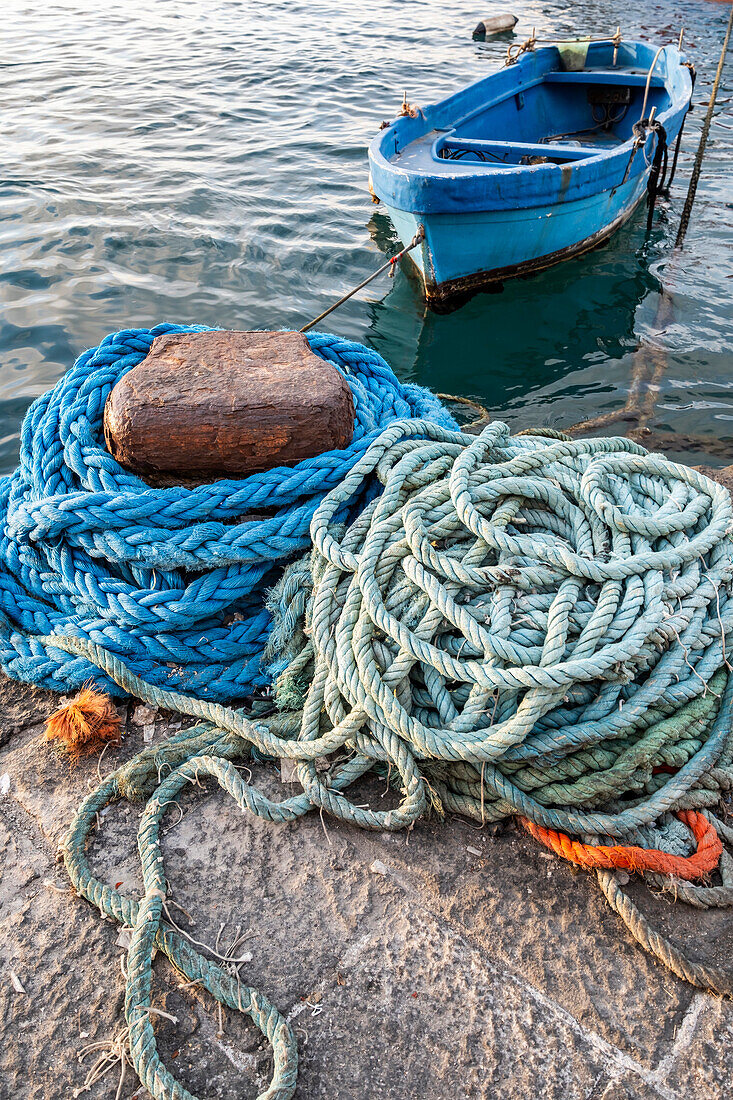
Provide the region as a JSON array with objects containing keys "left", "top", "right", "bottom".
[{"left": 1, "top": 0, "right": 731, "bottom": 472}]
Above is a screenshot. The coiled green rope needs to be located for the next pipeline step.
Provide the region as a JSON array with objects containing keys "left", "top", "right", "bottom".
[{"left": 59, "top": 419, "right": 733, "bottom": 1100}]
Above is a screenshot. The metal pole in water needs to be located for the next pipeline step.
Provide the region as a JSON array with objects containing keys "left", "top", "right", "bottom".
[{"left": 675, "top": 2, "right": 733, "bottom": 249}]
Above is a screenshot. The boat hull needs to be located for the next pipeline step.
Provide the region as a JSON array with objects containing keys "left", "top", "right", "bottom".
[
  {"left": 385, "top": 170, "right": 650, "bottom": 308},
  {"left": 369, "top": 40, "right": 693, "bottom": 309}
]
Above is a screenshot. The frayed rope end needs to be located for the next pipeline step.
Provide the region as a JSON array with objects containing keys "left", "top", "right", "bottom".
[{"left": 45, "top": 685, "right": 121, "bottom": 759}]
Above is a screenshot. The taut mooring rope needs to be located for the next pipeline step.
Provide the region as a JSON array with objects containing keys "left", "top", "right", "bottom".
[{"left": 299, "top": 229, "right": 425, "bottom": 334}]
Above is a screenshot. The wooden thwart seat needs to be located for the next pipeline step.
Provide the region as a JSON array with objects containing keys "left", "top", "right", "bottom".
[{"left": 437, "top": 137, "right": 606, "bottom": 163}]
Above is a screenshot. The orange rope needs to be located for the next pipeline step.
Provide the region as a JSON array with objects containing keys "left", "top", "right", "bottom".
[{"left": 520, "top": 810, "right": 722, "bottom": 881}]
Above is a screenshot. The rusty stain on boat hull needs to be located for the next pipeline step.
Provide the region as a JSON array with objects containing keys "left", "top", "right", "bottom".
[
  {"left": 369, "top": 39, "right": 692, "bottom": 314},
  {"left": 411, "top": 195, "right": 645, "bottom": 314}
]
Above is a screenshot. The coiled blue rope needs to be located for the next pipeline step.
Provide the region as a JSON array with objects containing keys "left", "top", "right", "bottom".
[{"left": 0, "top": 323, "right": 456, "bottom": 699}]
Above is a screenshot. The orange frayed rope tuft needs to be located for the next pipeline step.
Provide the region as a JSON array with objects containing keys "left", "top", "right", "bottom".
[
  {"left": 520, "top": 810, "right": 723, "bottom": 882},
  {"left": 45, "top": 685, "right": 121, "bottom": 759}
]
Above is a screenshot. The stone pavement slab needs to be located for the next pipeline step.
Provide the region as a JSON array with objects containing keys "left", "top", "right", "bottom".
[{"left": 1, "top": 674, "right": 732, "bottom": 1100}]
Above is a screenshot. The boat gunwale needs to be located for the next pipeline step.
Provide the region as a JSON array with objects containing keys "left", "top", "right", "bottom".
[{"left": 368, "top": 40, "right": 693, "bottom": 215}]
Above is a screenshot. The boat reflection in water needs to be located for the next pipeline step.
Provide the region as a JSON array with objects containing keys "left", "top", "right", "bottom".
[
  {"left": 364, "top": 210, "right": 657, "bottom": 434},
  {"left": 368, "top": 39, "right": 692, "bottom": 308}
]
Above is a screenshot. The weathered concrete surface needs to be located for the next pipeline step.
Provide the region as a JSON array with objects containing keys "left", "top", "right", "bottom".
[{"left": 1, "top": 675, "right": 732, "bottom": 1100}]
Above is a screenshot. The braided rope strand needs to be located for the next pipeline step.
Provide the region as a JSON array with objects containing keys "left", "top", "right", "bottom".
[
  {"left": 29, "top": 409, "right": 733, "bottom": 1097},
  {"left": 0, "top": 325, "right": 456, "bottom": 700}
]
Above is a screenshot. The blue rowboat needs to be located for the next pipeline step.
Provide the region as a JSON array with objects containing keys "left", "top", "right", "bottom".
[{"left": 368, "top": 37, "right": 693, "bottom": 309}]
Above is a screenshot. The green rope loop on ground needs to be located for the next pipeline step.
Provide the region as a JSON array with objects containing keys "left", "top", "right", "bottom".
[{"left": 59, "top": 420, "right": 733, "bottom": 1098}]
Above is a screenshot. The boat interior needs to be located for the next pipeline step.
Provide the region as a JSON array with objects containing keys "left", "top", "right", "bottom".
[{"left": 392, "top": 51, "right": 673, "bottom": 172}]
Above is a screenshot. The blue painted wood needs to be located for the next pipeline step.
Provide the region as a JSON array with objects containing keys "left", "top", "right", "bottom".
[{"left": 367, "top": 39, "right": 693, "bottom": 303}]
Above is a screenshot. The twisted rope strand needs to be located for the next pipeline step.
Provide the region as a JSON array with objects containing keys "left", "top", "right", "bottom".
[
  {"left": 16, "top": 403, "right": 733, "bottom": 1098},
  {"left": 0, "top": 326, "right": 456, "bottom": 700},
  {"left": 520, "top": 810, "right": 723, "bottom": 880}
]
